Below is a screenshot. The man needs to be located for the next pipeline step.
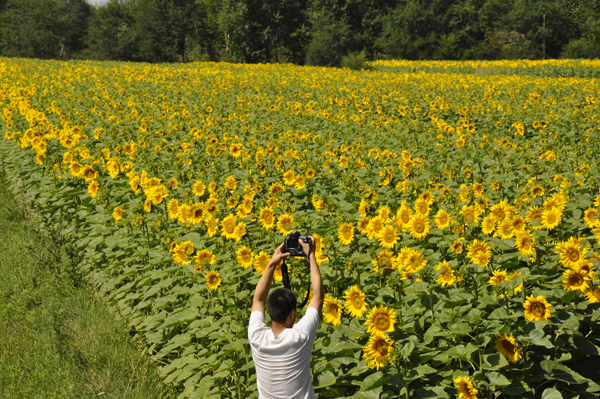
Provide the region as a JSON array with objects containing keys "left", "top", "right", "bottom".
[{"left": 248, "top": 236, "right": 324, "bottom": 399}]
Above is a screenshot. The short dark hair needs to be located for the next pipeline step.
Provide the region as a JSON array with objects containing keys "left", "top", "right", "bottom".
[{"left": 267, "top": 288, "right": 297, "bottom": 323}]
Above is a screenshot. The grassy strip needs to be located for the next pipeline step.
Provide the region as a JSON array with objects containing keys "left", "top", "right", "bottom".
[{"left": 0, "top": 170, "right": 176, "bottom": 399}]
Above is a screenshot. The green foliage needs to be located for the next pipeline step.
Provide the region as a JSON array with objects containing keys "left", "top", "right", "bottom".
[
  {"left": 83, "top": 0, "right": 137, "bottom": 61},
  {"left": 0, "top": 171, "right": 175, "bottom": 399},
  {"left": 562, "top": 39, "right": 600, "bottom": 59},
  {"left": 305, "top": 9, "right": 352, "bottom": 66},
  {"left": 3, "top": 57, "right": 600, "bottom": 398},
  {"left": 341, "top": 50, "right": 370, "bottom": 71},
  {"left": 0, "top": 0, "right": 92, "bottom": 59},
  {"left": 0, "top": 0, "right": 600, "bottom": 62}
]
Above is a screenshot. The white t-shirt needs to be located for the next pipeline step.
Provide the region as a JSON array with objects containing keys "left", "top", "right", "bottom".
[{"left": 248, "top": 308, "right": 320, "bottom": 399}]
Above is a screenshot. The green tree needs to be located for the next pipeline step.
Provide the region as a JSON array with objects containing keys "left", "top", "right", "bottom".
[
  {"left": 305, "top": 8, "right": 352, "bottom": 66},
  {"left": 0, "top": 0, "right": 92, "bottom": 59},
  {"left": 135, "top": 0, "right": 196, "bottom": 63},
  {"left": 84, "top": 0, "right": 137, "bottom": 61}
]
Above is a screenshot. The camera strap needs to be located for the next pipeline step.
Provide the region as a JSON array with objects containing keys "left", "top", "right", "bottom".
[{"left": 280, "top": 248, "right": 312, "bottom": 309}]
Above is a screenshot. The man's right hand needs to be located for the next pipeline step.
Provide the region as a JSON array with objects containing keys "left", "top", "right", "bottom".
[{"left": 299, "top": 235, "right": 315, "bottom": 256}]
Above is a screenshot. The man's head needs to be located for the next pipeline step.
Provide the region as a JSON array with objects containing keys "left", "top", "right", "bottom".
[{"left": 267, "top": 288, "right": 297, "bottom": 323}]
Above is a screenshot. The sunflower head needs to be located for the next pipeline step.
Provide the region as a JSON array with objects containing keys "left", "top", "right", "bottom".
[
  {"left": 523, "top": 294, "right": 553, "bottom": 321},
  {"left": 343, "top": 285, "right": 368, "bottom": 318},
  {"left": 454, "top": 376, "right": 478, "bottom": 399},
  {"left": 205, "top": 270, "right": 222, "bottom": 290},
  {"left": 495, "top": 333, "right": 522, "bottom": 363},
  {"left": 365, "top": 305, "right": 398, "bottom": 334}
]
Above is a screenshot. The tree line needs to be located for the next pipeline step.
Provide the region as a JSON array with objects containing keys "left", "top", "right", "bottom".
[{"left": 0, "top": 0, "right": 599, "bottom": 65}]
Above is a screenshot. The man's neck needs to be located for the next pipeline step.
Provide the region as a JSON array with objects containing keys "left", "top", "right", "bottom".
[{"left": 272, "top": 321, "right": 293, "bottom": 337}]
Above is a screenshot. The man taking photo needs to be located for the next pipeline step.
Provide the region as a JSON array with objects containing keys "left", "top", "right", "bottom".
[{"left": 248, "top": 236, "right": 324, "bottom": 399}]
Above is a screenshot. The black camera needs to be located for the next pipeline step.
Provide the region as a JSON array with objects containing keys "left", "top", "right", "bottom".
[{"left": 283, "top": 231, "right": 312, "bottom": 257}]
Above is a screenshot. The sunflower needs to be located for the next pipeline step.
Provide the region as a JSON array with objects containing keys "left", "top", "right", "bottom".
[
  {"left": 372, "top": 250, "right": 394, "bottom": 273},
  {"left": 143, "top": 198, "right": 152, "bottom": 213},
  {"left": 454, "top": 376, "right": 478, "bottom": 399},
  {"left": 69, "top": 162, "right": 83, "bottom": 177},
  {"left": 414, "top": 198, "right": 430, "bottom": 216},
  {"left": 495, "top": 220, "right": 514, "bottom": 239},
  {"left": 461, "top": 205, "right": 479, "bottom": 226},
  {"left": 434, "top": 209, "right": 451, "bottom": 230},
  {"left": 563, "top": 266, "right": 590, "bottom": 292},
  {"left": 195, "top": 249, "right": 216, "bottom": 265},
  {"left": 509, "top": 216, "right": 526, "bottom": 233},
  {"left": 282, "top": 169, "right": 296, "bottom": 186},
  {"left": 258, "top": 207, "right": 275, "bottom": 230},
  {"left": 236, "top": 246, "right": 254, "bottom": 269},
  {"left": 234, "top": 222, "right": 247, "bottom": 241},
  {"left": 343, "top": 286, "right": 368, "bottom": 318},
  {"left": 377, "top": 205, "right": 392, "bottom": 221},
  {"left": 358, "top": 199, "right": 369, "bottom": 217},
  {"left": 357, "top": 217, "right": 370, "bottom": 235},
  {"left": 322, "top": 295, "right": 343, "bottom": 326},
  {"left": 88, "top": 180, "right": 99, "bottom": 198},
  {"left": 192, "top": 180, "right": 206, "bottom": 196},
  {"left": 488, "top": 269, "right": 508, "bottom": 285},
  {"left": 544, "top": 192, "right": 567, "bottom": 211},
  {"left": 205, "top": 270, "right": 222, "bottom": 290},
  {"left": 472, "top": 182, "right": 484, "bottom": 197},
  {"left": 366, "top": 215, "right": 385, "bottom": 239},
  {"left": 555, "top": 236, "right": 586, "bottom": 268},
  {"left": 112, "top": 206, "right": 124, "bottom": 222},
  {"left": 490, "top": 201, "right": 510, "bottom": 222},
  {"left": 409, "top": 214, "right": 430, "bottom": 239},
  {"left": 481, "top": 215, "right": 496, "bottom": 236},
  {"left": 166, "top": 198, "right": 179, "bottom": 220},
  {"left": 523, "top": 295, "right": 553, "bottom": 321},
  {"left": 189, "top": 203, "right": 204, "bottom": 225},
  {"left": 435, "top": 260, "right": 457, "bottom": 287},
  {"left": 173, "top": 241, "right": 194, "bottom": 265},
  {"left": 585, "top": 287, "right": 600, "bottom": 303},
  {"left": 515, "top": 231, "right": 536, "bottom": 256},
  {"left": 396, "top": 202, "right": 413, "bottom": 232},
  {"left": 294, "top": 175, "right": 306, "bottom": 190},
  {"left": 82, "top": 166, "right": 97, "bottom": 181},
  {"left": 584, "top": 207, "right": 600, "bottom": 229},
  {"left": 223, "top": 176, "right": 237, "bottom": 191},
  {"left": 377, "top": 224, "right": 398, "bottom": 248},
  {"left": 147, "top": 184, "right": 169, "bottom": 205},
  {"left": 451, "top": 238, "right": 465, "bottom": 254},
  {"left": 362, "top": 331, "right": 394, "bottom": 370},
  {"left": 221, "top": 214, "right": 237, "bottom": 239},
  {"left": 403, "top": 248, "right": 427, "bottom": 273},
  {"left": 365, "top": 305, "right": 398, "bottom": 334},
  {"left": 467, "top": 239, "right": 491, "bottom": 267},
  {"left": 205, "top": 216, "right": 219, "bottom": 237},
  {"left": 277, "top": 213, "right": 294, "bottom": 236},
  {"left": 525, "top": 205, "right": 544, "bottom": 230},
  {"left": 253, "top": 251, "right": 269, "bottom": 274},
  {"left": 269, "top": 182, "right": 286, "bottom": 195},
  {"left": 338, "top": 222, "right": 355, "bottom": 246},
  {"left": 530, "top": 185, "right": 544, "bottom": 198},
  {"left": 541, "top": 208, "right": 562, "bottom": 230}
]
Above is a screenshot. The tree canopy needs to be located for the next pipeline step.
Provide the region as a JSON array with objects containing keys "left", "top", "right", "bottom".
[{"left": 0, "top": 0, "right": 599, "bottom": 64}]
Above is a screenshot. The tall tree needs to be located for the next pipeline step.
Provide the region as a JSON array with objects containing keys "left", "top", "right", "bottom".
[
  {"left": 84, "top": 0, "right": 136, "bottom": 61},
  {"left": 135, "top": 0, "right": 196, "bottom": 63},
  {"left": 0, "top": 0, "right": 91, "bottom": 59}
]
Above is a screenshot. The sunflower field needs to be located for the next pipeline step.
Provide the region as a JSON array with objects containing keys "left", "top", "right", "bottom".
[{"left": 1, "top": 57, "right": 600, "bottom": 399}]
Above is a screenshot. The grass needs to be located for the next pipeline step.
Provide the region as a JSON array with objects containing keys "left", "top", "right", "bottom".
[{"left": 0, "top": 170, "right": 177, "bottom": 399}]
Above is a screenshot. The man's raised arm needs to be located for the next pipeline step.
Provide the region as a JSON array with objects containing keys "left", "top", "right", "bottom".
[
  {"left": 300, "top": 237, "right": 324, "bottom": 313},
  {"left": 251, "top": 243, "right": 290, "bottom": 313}
]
